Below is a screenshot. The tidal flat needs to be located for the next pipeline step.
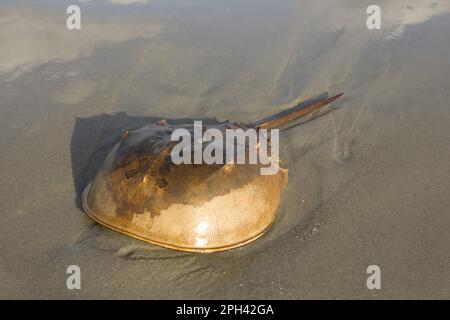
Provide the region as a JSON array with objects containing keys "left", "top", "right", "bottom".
[{"left": 0, "top": 0, "right": 449, "bottom": 299}]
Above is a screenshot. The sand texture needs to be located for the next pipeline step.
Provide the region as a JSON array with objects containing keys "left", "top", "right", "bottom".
[{"left": 0, "top": 0, "right": 449, "bottom": 299}]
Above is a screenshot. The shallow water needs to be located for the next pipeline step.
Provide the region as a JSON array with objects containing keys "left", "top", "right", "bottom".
[{"left": 0, "top": 0, "right": 449, "bottom": 298}]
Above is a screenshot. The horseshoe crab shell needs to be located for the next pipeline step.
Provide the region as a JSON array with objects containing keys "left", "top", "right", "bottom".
[{"left": 82, "top": 93, "right": 343, "bottom": 252}]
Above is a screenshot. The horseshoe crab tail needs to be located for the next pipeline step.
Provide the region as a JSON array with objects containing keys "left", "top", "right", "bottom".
[{"left": 253, "top": 93, "right": 344, "bottom": 130}]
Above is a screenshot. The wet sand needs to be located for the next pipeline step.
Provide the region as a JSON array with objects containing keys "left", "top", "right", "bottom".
[{"left": 0, "top": 0, "right": 449, "bottom": 299}]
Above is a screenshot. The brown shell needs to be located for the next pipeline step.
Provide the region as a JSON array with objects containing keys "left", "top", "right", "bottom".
[{"left": 82, "top": 121, "right": 288, "bottom": 253}]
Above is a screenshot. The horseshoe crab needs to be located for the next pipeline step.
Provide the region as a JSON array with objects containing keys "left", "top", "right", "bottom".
[{"left": 82, "top": 93, "right": 343, "bottom": 252}]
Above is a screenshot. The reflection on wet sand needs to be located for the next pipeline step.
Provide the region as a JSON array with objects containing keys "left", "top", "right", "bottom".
[
  {"left": 0, "top": 6, "right": 162, "bottom": 74},
  {"left": 0, "top": 0, "right": 450, "bottom": 298}
]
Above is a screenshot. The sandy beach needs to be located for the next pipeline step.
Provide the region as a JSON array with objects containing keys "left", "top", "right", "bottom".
[{"left": 0, "top": 0, "right": 449, "bottom": 299}]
